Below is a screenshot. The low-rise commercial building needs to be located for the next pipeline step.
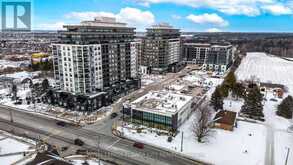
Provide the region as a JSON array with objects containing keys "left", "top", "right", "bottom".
[{"left": 123, "top": 91, "right": 195, "bottom": 131}]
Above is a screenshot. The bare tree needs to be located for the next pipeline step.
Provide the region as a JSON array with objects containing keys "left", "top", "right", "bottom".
[{"left": 192, "top": 103, "right": 214, "bottom": 143}]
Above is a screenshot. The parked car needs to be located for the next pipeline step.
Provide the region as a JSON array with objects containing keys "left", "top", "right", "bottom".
[
  {"left": 167, "top": 136, "right": 173, "bottom": 142},
  {"left": 110, "top": 112, "right": 118, "bottom": 119},
  {"left": 74, "top": 138, "right": 84, "bottom": 146},
  {"left": 270, "top": 98, "right": 278, "bottom": 102},
  {"left": 133, "top": 142, "right": 144, "bottom": 149},
  {"left": 56, "top": 121, "right": 66, "bottom": 127}
]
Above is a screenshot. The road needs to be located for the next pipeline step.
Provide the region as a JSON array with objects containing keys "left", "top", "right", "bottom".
[
  {"left": 0, "top": 104, "right": 207, "bottom": 165},
  {"left": 111, "top": 65, "right": 199, "bottom": 113},
  {"left": 265, "top": 124, "right": 274, "bottom": 165}
]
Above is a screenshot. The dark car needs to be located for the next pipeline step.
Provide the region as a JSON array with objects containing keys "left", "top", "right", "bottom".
[
  {"left": 167, "top": 136, "right": 173, "bottom": 142},
  {"left": 56, "top": 121, "right": 66, "bottom": 127},
  {"left": 74, "top": 138, "right": 84, "bottom": 146},
  {"left": 110, "top": 112, "right": 118, "bottom": 119},
  {"left": 270, "top": 98, "right": 278, "bottom": 102},
  {"left": 133, "top": 142, "right": 144, "bottom": 149},
  {"left": 61, "top": 146, "right": 68, "bottom": 151},
  {"left": 14, "top": 101, "right": 22, "bottom": 105},
  {"left": 76, "top": 149, "right": 87, "bottom": 155}
]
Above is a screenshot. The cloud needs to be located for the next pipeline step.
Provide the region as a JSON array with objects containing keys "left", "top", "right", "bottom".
[
  {"left": 206, "top": 28, "right": 222, "bottom": 32},
  {"left": 187, "top": 13, "right": 229, "bottom": 27},
  {"left": 65, "top": 12, "right": 115, "bottom": 20},
  {"left": 116, "top": 7, "right": 155, "bottom": 28},
  {"left": 172, "top": 14, "right": 182, "bottom": 19},
  {"left": 131, "top": 0, "right": 293, "bottom": 16},
  {"left": 34, "top": 22, "right": 65, "bottom": 30},
  {"left": 262, "top": 4, "right": 292, "bottom": 15},
  {"left": 65, "top": 7, "right": 155, "bottom": 31}
]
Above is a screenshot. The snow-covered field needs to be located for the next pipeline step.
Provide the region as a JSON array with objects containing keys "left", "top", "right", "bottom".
[
  {"left": 236, "top": 52, "right": 293, "bottom": 94},
  {"left": 234, "top": 52, "right": 293, "bottom": 165}
]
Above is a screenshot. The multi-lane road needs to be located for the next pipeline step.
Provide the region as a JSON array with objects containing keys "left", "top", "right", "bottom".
[{"left": 0, "top": 104, "right": 207, "bottom": 165}]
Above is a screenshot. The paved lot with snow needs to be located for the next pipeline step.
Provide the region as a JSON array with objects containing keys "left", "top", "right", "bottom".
[{"left": 236, "top": 52, "right": 293, "bottom": 94}]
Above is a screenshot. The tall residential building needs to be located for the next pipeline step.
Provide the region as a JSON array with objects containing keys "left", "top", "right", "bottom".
[
  {"left": 183, "top": 43, "right": 234, "bottom": 73},
  {"left": 50, "top": 17, "right": 141, "bottom": 111},
  {"left": 183, "top": 43, "right": 210, "bottom": 65},
  {"left": 141, "top": 23, "right": 182, "bottom": 74},
  {"left": 204, "top": 44, "right": 234, "bottom": 73}
]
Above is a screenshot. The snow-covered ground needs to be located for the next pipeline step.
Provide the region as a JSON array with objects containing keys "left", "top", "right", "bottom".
[
  {"left": 0, "top": 71, "right": 40, "bottom": 82},
  {"left": 234, "top": 52, "right": 293, "bottom": 165},
  {"left": 183, "top": 70, "right": 223, "bottom": 88},
  {"left": 236, "top": 52, "right": 293, "bottom": 94},
  {"left": 0, "top": 60, "right": 30, "bottom": 69},
  {"left": 274, "top": 131, "right": 293, "bottom": 165},
  {"left": 66, "top": 155, "right": 104, "bottom": 165},
  {"left": 119, "top": 116, "right": 267, "bottom": 165},
  {"left": 141, "top": 74, "right": 166, "bottom": 87},
  {"left": 0, "top": 71, "right": 111, "bottom": 125},
  {"left": 0, "top": 131, "right": 35, "bottom": 165}
]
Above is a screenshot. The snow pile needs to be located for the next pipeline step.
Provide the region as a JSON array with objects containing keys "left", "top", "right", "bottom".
[{"left": 236, "top": 52, "right": 293, "bottom": 94}]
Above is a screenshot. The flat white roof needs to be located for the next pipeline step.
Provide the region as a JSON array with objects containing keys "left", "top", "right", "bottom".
[{"left": 131, "top": 91, "right": 193, "bottom": 116}]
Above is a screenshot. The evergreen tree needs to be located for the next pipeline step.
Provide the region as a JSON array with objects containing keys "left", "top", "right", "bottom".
[
  {"left": 42, "top": 79, "right": 50, "bottom": 92},
  {"left": 219, "top": 84, "right": 229, "bottom": 98},
  {"left": 210, "top": 86, "right": 224, "bottom": 111},
  {"left": 224, "top": 71, "right": 237, "bottom": 89},
  {"left": 240, "top": 86, "right": 264, "bottom": 120},
  {"left": 232, "top": 83, "right": 245, "bottom": 100},
  {"left": 277, "top": 95, "right": 293, "bottom": 119},
  {"left": 11, "top": 84, "right": 18, "bottom": 101}
]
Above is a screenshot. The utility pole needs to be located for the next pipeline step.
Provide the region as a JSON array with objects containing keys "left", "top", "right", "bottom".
[
  {"left": 181, "top": 131, "right": 183, "bottom": 152},
  {"left": 285, "top": 147, "right": 290, "bottom": 165},
  {"left": 9, "top": 109, "right": 13, "bottom": 122},
  {"left": 97, "top": 135, "right": 101, "bottom": 165},
  {"left": 97, "top": 136, "right": 101, "bottom": 148}
]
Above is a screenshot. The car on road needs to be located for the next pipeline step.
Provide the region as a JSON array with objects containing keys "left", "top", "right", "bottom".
[
  {"left": 74, "top": 138, "right": 84, "bottom": 146},
  {"left": 270, "top": 98, "right": 278, "bottom": 102},
  {"left": 56, "top": 121, "right": 66, "bottom": 127},
  {"left": 133, "top": 142, "right": 144, "bottom": 149},
  {"left": 61, "top": 146, "right": 68, "bottom": 151},
  {"left": 76, "top": 149, "right": 87, "bottom": 155},
  {"left": 110, "top": 112, "right": 118, "bottom": 119}
]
